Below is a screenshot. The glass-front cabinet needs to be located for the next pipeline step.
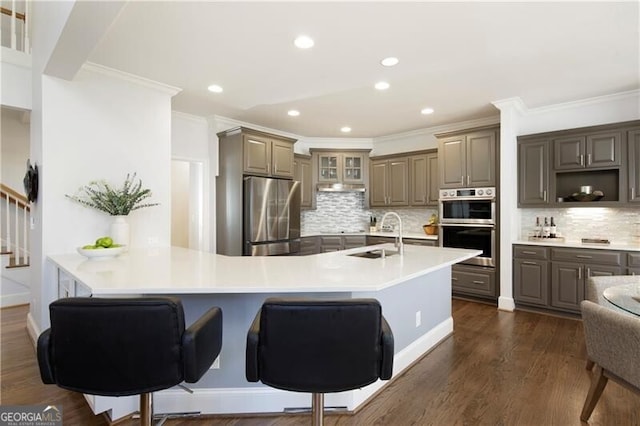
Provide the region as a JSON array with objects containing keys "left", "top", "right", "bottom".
[{"left": 315, "top": 151, "right": 367, "bottom": 184}]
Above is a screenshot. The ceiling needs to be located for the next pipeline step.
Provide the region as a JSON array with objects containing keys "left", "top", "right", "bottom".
[{"left": 88, "top": 2, "right": 640, "bottom": 138}]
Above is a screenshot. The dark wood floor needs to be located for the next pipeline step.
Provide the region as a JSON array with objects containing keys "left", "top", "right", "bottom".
[{"left": 2, "top": 300, "right": 638, "bottom": 425}]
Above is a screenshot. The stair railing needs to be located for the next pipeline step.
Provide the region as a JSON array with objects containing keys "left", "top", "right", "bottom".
[
  {"left": 0, "top": 184, "right": 30, "bottom": 265},
  {"left": 1, "top": 0, "right": 30, "bottom": 53}
]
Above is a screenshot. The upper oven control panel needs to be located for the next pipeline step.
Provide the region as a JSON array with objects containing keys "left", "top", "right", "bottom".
[{"left": 440, "top": 187, "right": 495, "bottom": 199}]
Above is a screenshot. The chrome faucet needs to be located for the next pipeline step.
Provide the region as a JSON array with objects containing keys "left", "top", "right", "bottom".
[{"left": 380, "top": 212, "right": 404, "bottom": 256}]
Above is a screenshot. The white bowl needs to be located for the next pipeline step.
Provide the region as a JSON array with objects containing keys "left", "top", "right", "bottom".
[{"left": 77, "top": 246, "right": 125, "bottom": 259}]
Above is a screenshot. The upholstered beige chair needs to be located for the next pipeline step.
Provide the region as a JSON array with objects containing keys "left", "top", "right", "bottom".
[
  {"left": 580, "top": 300, "right": 640, "bottom": 421},
  {"left": 584, "top": 276, "right": 636, "bottom": 371}
]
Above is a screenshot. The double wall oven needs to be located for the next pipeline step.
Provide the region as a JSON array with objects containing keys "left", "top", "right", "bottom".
[{"left": 439, "top": 187, "right": 496, "bottom": 267}]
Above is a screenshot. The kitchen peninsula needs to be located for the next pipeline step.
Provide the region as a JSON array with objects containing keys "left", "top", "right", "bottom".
[{"left": 47, "top": 244, "right": 479, "bottom": 421}]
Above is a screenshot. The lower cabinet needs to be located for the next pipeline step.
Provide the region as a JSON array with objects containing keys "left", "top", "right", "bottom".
[
  {"left": 513, "top": 244, "right": 627, "bottom": 315},
  {"left": 316, "top": 235, "right": 367, "bottom": 253},
  {"left": 452, "top": 264, "right": 496, "bottom": 298},
  {"left": 299, "top": 236, "right": 320, "bottom": 255},
  {"left": 366, "top": 236, "right": 437, "bottom": 247}
]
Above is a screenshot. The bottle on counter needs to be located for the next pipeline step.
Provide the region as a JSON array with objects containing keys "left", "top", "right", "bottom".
[
  {"left": 550, "top": 217, "right": 557, "bottom": 238},
  {"left": 543, "top": 217, "right": 551, "bottom": 238},
  {"left": 535, "top": 217, "right": 541, "bottom": 238},
  {"left": 369, "top": 216, "right": 377, "bottom": 232}
]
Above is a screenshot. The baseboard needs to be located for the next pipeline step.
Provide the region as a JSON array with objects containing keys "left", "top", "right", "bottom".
[
  {"left": 147, "top": 317, "right": 454, "bottom": 416},
  {"left": 498, "top": 296, "right": 515, "bottom": 312},
  {"left": 0, "top": 292, "right": 30, "bottom": 308},
  {"left": 26, "top": 311, "right": 39, "bottom": 347}
]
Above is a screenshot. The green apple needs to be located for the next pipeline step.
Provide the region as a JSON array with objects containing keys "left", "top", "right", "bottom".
[{"left": 96, "top": 236, "right": 113, "bottom": 248}]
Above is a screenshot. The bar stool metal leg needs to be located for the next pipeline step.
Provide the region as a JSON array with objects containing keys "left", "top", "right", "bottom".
[
  {"left": 140, "top": 393, "right": 152, "bottom": 426},
  {"left": 312, "top": 392, "right": 324, "bottom": 426}
]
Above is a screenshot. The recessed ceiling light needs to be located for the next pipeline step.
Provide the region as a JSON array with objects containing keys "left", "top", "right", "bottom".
[
  {"left": 341, "top": 126, "right": 352, "bottom": 133},
  {"left": 381, "top": 57, "right": 399, "bottom": 67},
  {"left": 421, "top": 107, "right": 435, "bottom": 115},
  {"left": 375, "top": 81, "right": 390, "bottom": 90},
  {"left": 288, "top": 110, "right": 300, "bottom": 117},
  {"left": 207, "top": 84, "right": 223, "bottom": 93},
  {"left": 294, "top": 35, "right": 314, "bottom": 49}
]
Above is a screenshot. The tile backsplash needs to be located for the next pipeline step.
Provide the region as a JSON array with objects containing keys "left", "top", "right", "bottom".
[
  {"left": 301, "top": 192, "right": 437, "bottom": 234},
  {"left": 520, "top": 207, "right": 640, "bottom": 244}
]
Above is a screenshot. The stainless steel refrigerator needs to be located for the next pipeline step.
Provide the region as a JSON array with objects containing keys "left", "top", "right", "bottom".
[{"left": 243, "top": 176, "right": 301, "bottom": 256}]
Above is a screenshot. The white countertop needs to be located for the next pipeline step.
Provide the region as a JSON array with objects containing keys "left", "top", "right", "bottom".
[
  {"left": 48, "top": 244, "right": 478, "bottom": 295},
  {"left": 514, "top": 239, "right": 640, "bottom": 252},
  {"left": 303, "top": 231, "right": 438, "bottom": 241}
]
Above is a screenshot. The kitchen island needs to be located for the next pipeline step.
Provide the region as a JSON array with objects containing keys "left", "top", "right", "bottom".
[{"left": 47, "top": 244, "right": 480, "bottom": 420}]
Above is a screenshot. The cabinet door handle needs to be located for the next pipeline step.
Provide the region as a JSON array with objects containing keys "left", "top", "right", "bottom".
[
  {"left": 586, "top": 267, "right": 591, "bottom": 278},
  {"left": 543, "top": 190, "right": 547, "bottom": 202},
  {"left": 580, "top": 154, "right": 585, "bottom": 166},
  {"left": 522, "top": 261, "right": 538, "bottom": 265},
  {"left": 461, "top": 176, "right": 465, "bottom": 185},
  {"left": 267, "top": 163, "right": 270, "bottom": 173},
  {"left": 522, "top": 251, "right": 537, "bottom": 255},
  {"left": 587, "top": 153, "right": 592, "bottom": 166},
  {"left": 631, "top": 187, "right": 636, "bottom": 200},
  {"left": 472, "top": 280, "right": 484, "bottom": 285},
  {"left": 578, "top": 268, "right": 582, "bottom": 279},
  {"left": 576, "top": 255, "right": 592, "bottom": 259},
  {"left": 452, "top": 277, "right": 458, "bottom": 281},
  {"left": 467, "top": 176, "right": 470, "bottom": 186}
]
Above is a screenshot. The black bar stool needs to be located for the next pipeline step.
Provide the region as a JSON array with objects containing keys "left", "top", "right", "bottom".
[
  {"left": 246, "top": 298, "right": 394, "bottom": 425},
  {"left": 37, "top": 297, "right": 222, "bottom": 426}
]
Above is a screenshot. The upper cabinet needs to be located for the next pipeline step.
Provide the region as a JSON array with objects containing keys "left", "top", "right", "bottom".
[
  {"left": 370, "top": 156, "right": 409, "bottom": 207},
  {"left": 294, "top": 154, "right": 313, "bottom": 209},
  {"left": 553, "top": 131, "right": 621, "bottom": 170},
  {"left": 218, "top": 127, "right": 296, "bottom": 179},
  {"left": 409, "top": 152, "right": 438, "bottom": 206},
  {"left": 629, "top": 128, "right": 640, "bottom": 203},
  {"left": 518, "top": 120, "right": 640, "bottom": 207},
  {"left": 315, "top": 151, "right": 367, "bottom": 184},
  {"left": 437, "top": 126, "right": 498, "bottom": 189},
  {"left": 518, "top": 139, "right": 550, "bottom": 205}
]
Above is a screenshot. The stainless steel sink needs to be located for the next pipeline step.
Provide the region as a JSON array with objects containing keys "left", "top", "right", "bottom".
[{"left": 347, "top": 249, "right": 398, "bottom": 259}]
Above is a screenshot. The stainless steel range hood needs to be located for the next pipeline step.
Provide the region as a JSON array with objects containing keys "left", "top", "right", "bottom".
[{"left": 316, "top": 183, "right": 366, "bottom": 192}]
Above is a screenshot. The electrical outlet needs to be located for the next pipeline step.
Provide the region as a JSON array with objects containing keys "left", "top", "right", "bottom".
[
  {"left": 415, "top": 311, "right": 421, "bottom": 327},
  {"left": 210, "top": 355, "right": 220, "bottom": 369}
]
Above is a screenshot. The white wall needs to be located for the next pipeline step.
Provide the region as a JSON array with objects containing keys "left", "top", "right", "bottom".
[
  {"left": 28, "top": 63, "right": 178, "bottom": 332},
  {"left": 0, "top": 48, "right": 32, "bottom": 110},
  {"left": 1, "top": 107, "right": 30, "bottom": 191}
]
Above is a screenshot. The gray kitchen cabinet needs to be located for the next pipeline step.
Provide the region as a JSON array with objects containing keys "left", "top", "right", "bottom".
[
  {"left": 437, "top": 126, "right": 498, "bottom": 189},
  {"left": 452, "top": 264, "right": 496, "bottom": 298},
  {"left": 218, "top": 127, "right": 296, "bottom": 179},
  {"left": 370, "top": 157, "right": 409, "bottom": 207},
  {"left": 513, "top": 246, "right": 549, "bottom": 306},
  {"left": 518, "top": 139, "right": 550, "bottom": 206},
  {"left": 513, "top": 244, "right": 629, "bottom": 315},
  {"left": 404, "top": 238, "right": 437, "bottom": 247},
  {"left": 313, "top": 150, "right": 368, "bottom": 184},
  {"left": 294, "top": 154, "right": 313, "bottom": 209},
  {"left": 319, "top": 235, "right": 366, "bottom": 252},
  {"left": 629, "top": 129, "right": 640, "bottom": 203},
  {"left": 550, "top": 248, "right": 623, "bottom": 313},
  {"left": 367, "top": 236, "right": 436, "bottom": 247},
  {"left": 553, "top": 130, "right": 621, "bottom": 170},
  {"left": 628, "top": 253, "right": 640, "bottom": 275},
  {"left": 343, "top": 235, "right": 367, "bottom": 249},
  {"left": 409, "top": 151, "right": 438, "bottom": 206},
  {"left": 299, "top": 236, "right": 319, "bottom": 255},
  {"left": 319, "top": 236, "right": 342, "bottom": 252}
]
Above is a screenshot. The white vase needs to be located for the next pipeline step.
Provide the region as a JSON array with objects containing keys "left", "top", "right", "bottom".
[{"left": 109, "top": 215, "right": 130, "bottom": 250}]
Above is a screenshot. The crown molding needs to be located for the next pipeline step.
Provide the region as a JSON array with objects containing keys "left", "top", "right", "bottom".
[
  {"left": 81, "top": 62, "right": 182, "bottom": 96},
  {"left": 374, "top": 115, "right": 500, "bottom": 144},
  {"left": 209, "top": 115, "right": 301, "bottom": 140},
  {"left": 172, "top": 111, "right": 207, "bottom": 125},
  {"left": 508, "top": 90, "right": 640, "bottom": 117}
]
